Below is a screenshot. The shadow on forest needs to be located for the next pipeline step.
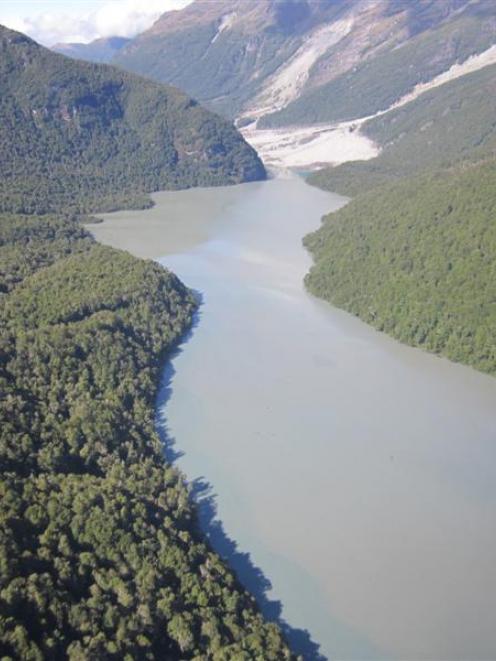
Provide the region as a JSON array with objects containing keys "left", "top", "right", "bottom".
[{"left": 155, "top": 291, "right": 327, "bottom": 661}]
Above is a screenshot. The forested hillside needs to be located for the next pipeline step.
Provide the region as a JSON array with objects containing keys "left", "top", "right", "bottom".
[
  {"left": 305, "top": 162, "right": 496, "bottom": 375},
  {"left": 0, "top": 216, "right": 291, "bottom": 658},
  {"left": 305, "top": 61, "right": 496, "bottom": 375},
  {"left": 0, "top": 25, "right": 265, "bottom": 216},
  {"left": 0, "top": 24, "right": 291, "bottom": 660}
]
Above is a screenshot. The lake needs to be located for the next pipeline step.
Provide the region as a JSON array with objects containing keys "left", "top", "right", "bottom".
[{"left": 93, "top": 176, "right": 496, "bottom": 660}]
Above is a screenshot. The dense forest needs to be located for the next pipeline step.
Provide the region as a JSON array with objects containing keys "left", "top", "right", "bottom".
[
  {"left": 305, "top": 162, "right": 496, "bottom": 374},
  {"left": 305, "top": 62, "right": 496, "bottom": 376},
  {"left": 0, "top": 24, "right": 291, "bottom": 661},
  {"left": 0, "top": 25, "right": 265, "bottom": 216}
]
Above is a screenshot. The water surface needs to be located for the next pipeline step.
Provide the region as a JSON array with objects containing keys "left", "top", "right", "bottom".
[{"left": 94, "top": 177, "right": 496, "bottom": 660}]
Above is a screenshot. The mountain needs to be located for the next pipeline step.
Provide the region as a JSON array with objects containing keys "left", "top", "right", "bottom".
[
  {"left": 112, "top": 0, "right": 496, "bottom": 125},
  {"left": 52, "top": 36, "right": 131, "bottom": 64},
  {"left": 114, "top": 0, "right": 347, "bottom": 119},
  {"left": 0, "top": 24, "right": 265, "bottom": 216},
  {"left": 259, "top": 0, "right": 496, "bottom": 127}
]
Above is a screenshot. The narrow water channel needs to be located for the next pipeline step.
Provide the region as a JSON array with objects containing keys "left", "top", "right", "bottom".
[{"left": 94, "top": 176, "right": 496, "bottom": 660}]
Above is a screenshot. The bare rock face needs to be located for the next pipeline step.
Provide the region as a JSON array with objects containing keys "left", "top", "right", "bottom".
[{"left": 112, "top": 0, "right": 496, "bottom": 126}]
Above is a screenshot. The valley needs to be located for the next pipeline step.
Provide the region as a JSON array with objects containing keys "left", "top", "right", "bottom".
[{"left": 2, "top": 1, "right": 496, "bottom": 658}]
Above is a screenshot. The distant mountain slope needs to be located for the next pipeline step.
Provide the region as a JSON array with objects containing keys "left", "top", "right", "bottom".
[
  {"left": 114, "top": 0, "right": 348, "bottom": 119},
  {"left": 112, "top": 0, "right": 496, "bottom": 125},
  {"left": 0, "top": 25, "right": 264, "bottom": 216},
  {"left": 260, "top": 0, "right": 496, "bottom": 127},
  {"left": 52, "top": 36, "right": 131, "bottom": 64}
]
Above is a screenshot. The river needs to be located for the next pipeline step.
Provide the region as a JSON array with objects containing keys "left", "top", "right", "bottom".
[{"left": 93, "top": 175, "right": 496, "bottom": 660}]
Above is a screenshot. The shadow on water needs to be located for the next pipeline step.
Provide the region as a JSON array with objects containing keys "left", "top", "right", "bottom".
[{"left": 155, "top": 291, "right": 327, "bottom": 661}]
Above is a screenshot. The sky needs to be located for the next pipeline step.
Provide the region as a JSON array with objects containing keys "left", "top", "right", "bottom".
[{"left": 0, "top": 0, "right": 194, "bottom": 45}]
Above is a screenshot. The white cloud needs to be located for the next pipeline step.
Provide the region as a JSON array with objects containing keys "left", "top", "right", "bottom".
[{"left": 3, "top": 0, "right": 193, "bottom": 46}]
